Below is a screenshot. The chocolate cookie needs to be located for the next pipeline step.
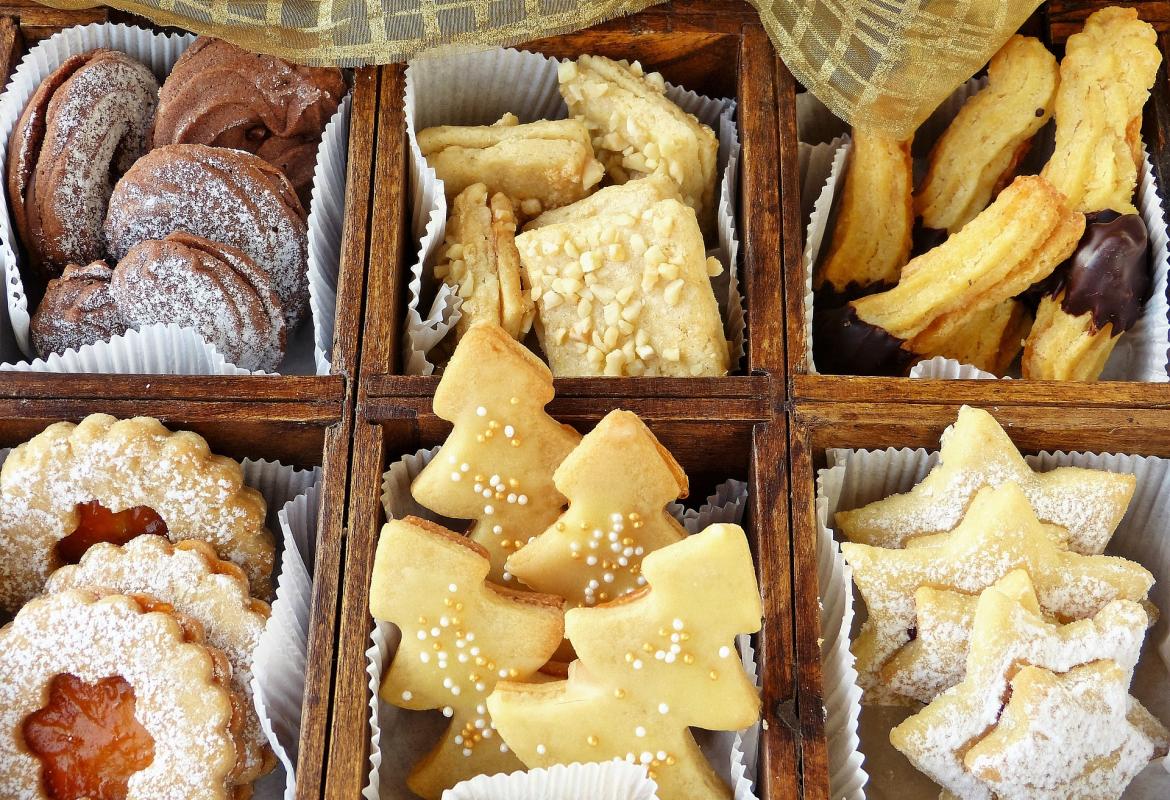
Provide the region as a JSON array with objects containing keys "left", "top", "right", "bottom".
[
  {"left": 111, "top": 232, "right": 287, "bottom": 372},
  {"left": 104, "top": 144, "right": 309, "bottom": 327},
  {"left": 151, "top": 37, "right": 345, "bottom": 204},
  {"left": 8, "top": 49, "right": 158, "bottom": 283},
  {"left": 30, "top": 262, "right": 126, "bottom": 358}
]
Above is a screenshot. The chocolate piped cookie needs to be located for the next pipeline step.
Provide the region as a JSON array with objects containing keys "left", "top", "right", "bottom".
[{"left": 31, "top": 261, "right": 126, "bottom": 359}]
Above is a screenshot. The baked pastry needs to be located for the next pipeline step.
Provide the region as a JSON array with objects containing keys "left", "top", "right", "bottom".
[
  {"left": 558, "top": 55, "right": 718, "bottom": 235},
  {"left": 525, "top": 173, "right": 682, "bottom": 230},
  {"left": 814, "top": 176, "right": 1084, "bottom": 375},
  {"left": 814, "top": 128, "right": 913, "bottom": 300},
  {"left": 7, "top": 49, "right": 158, "bottom": 282},
  {"left": 836, "top": 405, "right": 1135, "bottom": 555},
  {"left": 436, "top": 183, "right": 534, "bottom": 341},
  {"left": 369, "top": 516, "right": 565, "bottom": 799},
  {"left": 47, "top": 535, "right": 275, "bottom": 785},
  {"left": 515, "top": 197, "right": 728, "bottom": 377},
  {"left": 0, "top": 414, "right": 274, "bottom": 612},
  {"left": 410, "top": 323, "right": 581, "bottom": 581},
  {"left": 918, "top": 299, "right": 1032, "bottom": 375},
  {"left": 916, "top": 35, "right": 1059, "bottom": 235},
  {"left": 880, "top": 584, "right": 980, "bottom": 704},
  {"left": 104, "top": 144, "right": 309, "bottom": 326},
  {"left": 489, "top": 523, "right": 762, "bottom": 800},
  {"left": 30, "top": 261, "right": 126, "bottom": 359},
  {"left": 1041, "top": 7, "right": 1161, "bottom": 215},
  {"left": 889, "top": 570, "right": 1164, "bottom": 799},
  {"left": 151, "top": 36, "right": 346, "bottom": 205},
  {"left": 112, "top": 232, "right": 288, "bottom": 371},
  {"left": 1023, "top": 211, "right": 1150, "bottom": 380},
  {"left": 0, "top": 589, "right": 247, "bottom": 800},
  {"left": 506, "top": 409, "right": 687, "bottom": 608},
  {"left": 842, "top": 483, "right": 1152, "bottom": 702},
  {"left": 418, "top": 112, "right": 605, "bottom": 216}
]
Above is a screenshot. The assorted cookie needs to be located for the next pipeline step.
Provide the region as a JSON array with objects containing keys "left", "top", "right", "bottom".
[
  {"left": 417, "top": 54, "right": 730, "bottom": 377},
  {"left": 0, "top": 414, "right": 297, "bottom": 799},
  {"left": 832, "top": 405, "right": 1168, "bottom": 798},
  {"left": 814, "top": 8, "right": 1162, "bottom": 380},
  {"left": 7, "top": 36, "right": 344, "bottom": 368},
  {"left": 370, "top": 323, "right": 761, "bottom": 798}
]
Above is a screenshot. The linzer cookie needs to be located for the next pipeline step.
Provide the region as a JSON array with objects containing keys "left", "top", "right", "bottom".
[
  {"left": 0, "top": 589, "right": 246, "bottom": 800},
  {"left": 436, "top": 184, "right": 534, "bottom": 341},
  {"left": 505, "top": 409, "right": 688, "bottom": 609},
  {"left": 558, "top": 55, "right": 718, "bottom": 235},
  {"left": 7, "top": 49, "right": 158, "bottom": 281},
  {"left": 842, "top": 483, "right": 1152, "bottom": 702},
  {"left": 835, "top": 405, "right": 1135, "bottom": 555},
  {"left": 46, "top": 535, "right": 275, "bottom": 785},
  {"left": 915, "top": 35, "right": 1058, "bottom": 235},
  {"left": 515, "top": 196, "right": 728, "bottom": 377},
  {"left": 488, "top": 524, "right": 761, "bottom": 800},
  {"left": 104, "top": 143, "right": 309, "bottom": 327},
  {"left": 814, "top": 128, "right": 912, "bottom": 300},
  {"left": 369, "top": 516, "right": 565, "bottom": 799},
  {"left": 151, "top": 36, "right": 345, "bottom": 204},
  {"left": 889, "top": 571, "right": 1165, "bottom": 799},
  {"left": 418, "top": 113, "right": 605, "bottom": 216},
  {"left": 410, "top": 323, "right": 581, "bottom": 581},
  {"left": 0, "top": 414, "right": 274, "bottom": 612}
]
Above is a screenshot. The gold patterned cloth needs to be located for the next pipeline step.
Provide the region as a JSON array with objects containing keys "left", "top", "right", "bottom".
[{"left": 35, "top": 0, "right": 1043, "bottom": 136}]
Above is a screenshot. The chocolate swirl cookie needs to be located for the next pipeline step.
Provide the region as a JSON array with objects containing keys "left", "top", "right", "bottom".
[
  {"left": 104, "top": 144, "right": 309, "bottom": 326},
  {"left": 30, "top": 262, "right": 126, "bottom": 358},
  {"left": 8, "top": 49, "right": 158, "bottom": 283},
  {"left": 112, "top": 232, "right": 287, "bottom": 372},
  {"left": 151, "top": 37, "right": 345, "bottom": 204}
]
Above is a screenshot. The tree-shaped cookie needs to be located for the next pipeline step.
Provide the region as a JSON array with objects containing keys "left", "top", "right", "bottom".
[
  {"left": 488, "top": 523, "right": 761, "bottom": 800},
  {"left": 836, "top": 405, "right": 1135, "bottom": 554},
  {"left": 890, "top": 569, "right": 1160, "bottom": 800},
  {"left": 369, "top": 516, "right": 565, "bottom": 799},
  {"left": 506, "top": 410, "right": 687, "bottom": 608},
  {"left": 843, "top": 482, "right": 1152, "bottom": 702},
  {"left": 412, "top": 322, "right": 582, "bottom": 582}
]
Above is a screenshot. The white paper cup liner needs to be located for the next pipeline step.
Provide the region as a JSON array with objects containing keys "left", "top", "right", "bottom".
[
  {"left": 443, "top": 761, "right": 659, "bottom": 800},
  {"left": 800, "top": 77, "right": 1170, "bottom": 381},
  {"left": 0, "top": 23, "right": 350, "bottom": 376},
  {"left": 906, "top": 357, "right": 998, "bottom": 380},
  {"left": 402, "top": 47, "right": 744, "bottom": 376},
  {"left": 365, "top": 446, "right": 758, "bottom": 799},
  {"left": 815, "top": 437, "right": 1170, "bottom": 799}
]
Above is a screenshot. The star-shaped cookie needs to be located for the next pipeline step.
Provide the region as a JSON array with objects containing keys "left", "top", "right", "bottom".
[
  {"left": 964, "top": 661, "right": 1168, "bottom": 799},
  {"left": 836, "top": 405, "right": 1135, "bottom": 554},
  {"left": 369, "top": 516, "right": 566, "bottom": 799},
  {"left": 843, "top": 482, "right": 1152, "bottom": 700},
  {"left": 889, "top": 569, "right": 1152, "bottom": 800},
  {"left": 488, "top": 523, "right": 761, "bottom": 800}
]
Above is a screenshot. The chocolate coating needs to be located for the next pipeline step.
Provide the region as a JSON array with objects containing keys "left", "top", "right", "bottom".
[
  {"left": 815, "top": 279, "right": 895, "bottom": 310},
  {"left": 911, "top": 222, "right": 948, "bottom": 257},
  {"left": 1057, "top": 211, "right": 1150, "bottom": 334},
  {"left": 31, "top": 261, "right": 127, "bottom": 358},
  {"left": 813, "top": 303, "right": 917, "bottom": 376}
]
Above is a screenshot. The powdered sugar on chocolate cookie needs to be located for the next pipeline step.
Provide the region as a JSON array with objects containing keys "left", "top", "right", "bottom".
[{"left": 31, "top": 261, "right": 127, "bottom": 358}]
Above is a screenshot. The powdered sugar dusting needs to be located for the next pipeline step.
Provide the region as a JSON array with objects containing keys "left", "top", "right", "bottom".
[
  {"left": 0, "top": 590, "right": 238, "bottom": 799},
  {"left": 46, "top": 535, "right": 272, "bottom": 782}
]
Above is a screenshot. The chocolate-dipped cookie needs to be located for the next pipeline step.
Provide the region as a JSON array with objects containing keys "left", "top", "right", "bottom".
[
  {"left": 30, "top": 262, "right": 126, "bottom": 358},
  {"left": 151, "top": 37, "right": 345, "bottom": 204},
  {"left": 111, "top": 232, "right": 287, "bottom": 372},
  {"left": 104, "top": 144, "right": 309, "bottom": 327},
  {"left": 8, "top": 49, "right": 158, "bottom": 283}
]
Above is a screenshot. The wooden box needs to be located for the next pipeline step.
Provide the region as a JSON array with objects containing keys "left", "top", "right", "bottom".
[
  {"left": 779, "top": 4, "right": 1170, "bottom": 408},
  {"left": 356, "top": 7, "right": 785, "bottom": 408},
  {"left": 327, "top": 390, "right": 797, "bottom": 798}
]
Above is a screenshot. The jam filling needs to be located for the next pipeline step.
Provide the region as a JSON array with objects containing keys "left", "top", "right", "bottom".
[
  {"left": 56, "top": 501, "right": 168, "bottom": 565},
  {"left": 23, "top": 674, "right": 156, "bottom": 800}
]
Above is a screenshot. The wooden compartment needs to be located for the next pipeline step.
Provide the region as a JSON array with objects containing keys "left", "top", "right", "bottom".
[
  {"left": 779, "top": 6, "right": 1170, "bottom": 407},
  {"left": 787, "top": 399, "right": 1170, "bottom": 799},
  {"left": 325, "top": 392, "right": 796, "bottom": 799},
  {"left": 0, "top": 379, "right": 352, "bottom": 800},
  {"left": 358, "top": 2, "right": 784, "bottom": 405}
]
